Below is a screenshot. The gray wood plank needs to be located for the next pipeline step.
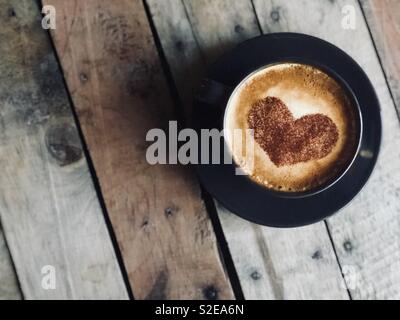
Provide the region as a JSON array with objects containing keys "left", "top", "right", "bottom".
[
  {"left": 0, "top": 0, "right": 128, "bottom": 299},
  {"left": 147, "top": 0, "right": 349, "bottom": 300},
  {"left": 0, "top": 225, "right": 21, "bottom": 299},
  {"left": 253, "top": 0, "right": 400, "bottom": 299},
  {"left": 360, "top": 0, "right": 400, "bottom": 114}
]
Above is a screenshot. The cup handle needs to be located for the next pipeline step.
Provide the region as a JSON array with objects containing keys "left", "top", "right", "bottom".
[{"left": 195, "top": 78, "right": 233, "bottom": 107}]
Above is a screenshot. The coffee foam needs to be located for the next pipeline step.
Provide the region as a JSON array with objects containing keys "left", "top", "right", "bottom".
[{"left": 224, "top": 63, "right": 359, "bottom": 192}]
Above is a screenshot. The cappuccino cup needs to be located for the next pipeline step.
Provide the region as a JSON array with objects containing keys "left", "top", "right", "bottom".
[{"left": 205, "top": 61, "right": 362, "bottom": 196}]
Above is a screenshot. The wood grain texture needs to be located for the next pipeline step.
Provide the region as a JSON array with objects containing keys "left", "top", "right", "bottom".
[
  {"left": 0, "top": 0, "right": 127, "bottom": 299},
  {"left": 252, "top": 0, "right": 400, "bottom": 299},
  {"left": 148, "top": 0, "right": 349, "bottom": 300},
  {"left": 360, "top": 0, "right": 400, "bottom": 114},
  {"left": 0, "top": 226, "right": 21, "bottom": 299},
  {"left": 44, "top": 0, "right": 234, "bottom": 300}
]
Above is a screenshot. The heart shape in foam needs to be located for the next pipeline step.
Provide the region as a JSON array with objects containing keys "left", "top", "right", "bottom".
[{"left": 247, "top": 96, "right": 339, "bottom": 167}]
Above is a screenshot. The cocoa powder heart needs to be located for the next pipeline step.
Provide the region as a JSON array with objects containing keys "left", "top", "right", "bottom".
[{"left": 247, "top": 96, "right": 339, "bottom": 167}]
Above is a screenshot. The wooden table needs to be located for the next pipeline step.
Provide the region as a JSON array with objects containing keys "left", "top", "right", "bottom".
[{"left": 0, "top": 0, "right": 399, "bottom": 300}]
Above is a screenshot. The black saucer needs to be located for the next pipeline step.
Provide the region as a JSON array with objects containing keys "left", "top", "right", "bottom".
[{"left": 193, "top": 33, "right": 381, "bottom": 228}]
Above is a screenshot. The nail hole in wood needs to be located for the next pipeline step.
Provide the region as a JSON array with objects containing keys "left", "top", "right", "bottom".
[
  {"left": 234, "top": 24, "right": 244, "bottom": 33},
  {"left": 142, "top": 219, "right": 149, "bottom": 228},
  {"left": 312, "top": 250, "right": 322, "bottom": 260},
  {"left": 165, "top": 207, "right": 173, "bottom": 217},
  {"left": 343, "top": 241, "right": 353, "bottom": 252},
  {"left": 8, "top": 8, "right": 16, "bottom": 17},
  {"left": 203, "top": 285, "right": 218, "bottom": 300},
  {"left": 80, "top": 73, "right": 89, "bottom": 83},
  {"left": 175, "top": 40, "right": 184, "bottom": 52},
  {"left": 250, "top": 271, "right": 261, "bottom": 280},
  {"left": 164, "top": 205, "right": 179, "bottom": 217},
  {"left": 270, "top": 9, "right": 280, "bottom": 22}
]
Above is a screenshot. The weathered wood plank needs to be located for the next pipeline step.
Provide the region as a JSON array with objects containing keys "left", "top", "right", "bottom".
[
  {"left": 44, "top": 0, "right": 234, "bottom": 300},
  {"left": 148, "top": 0, "right": 349, "bottom": 299},
  {"left": 252, "top": 0, "right": 400, "bottom": 299},
  {"left": 360, "top": 0, "right": 400, "bottom": 113},
  {"left": 0, "top": 226, "right": 21, "bottom": 299},
  {"left": 0, "top": 0, "right": 128, "bottom": 299}
]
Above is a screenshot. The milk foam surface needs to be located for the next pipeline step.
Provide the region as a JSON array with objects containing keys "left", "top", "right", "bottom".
[{"left": 224, "top": 63, "right": 359, "bottom": 192}]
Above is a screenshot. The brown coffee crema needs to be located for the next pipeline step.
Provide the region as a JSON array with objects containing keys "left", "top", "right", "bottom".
[{"left": 224, "top": 63, "right": 359, "bottom": 192}]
